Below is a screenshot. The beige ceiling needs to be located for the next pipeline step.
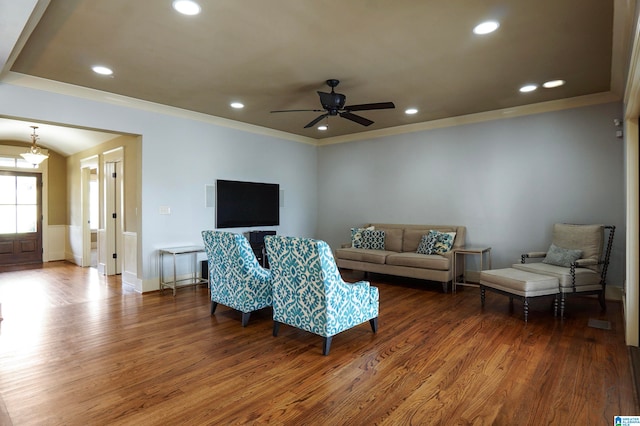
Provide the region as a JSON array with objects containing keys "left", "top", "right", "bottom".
[{"left": 2, "top": 0, "right": 628, "bottom": 144}]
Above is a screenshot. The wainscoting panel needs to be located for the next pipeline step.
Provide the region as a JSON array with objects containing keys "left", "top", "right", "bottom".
[
  {"left": 47, "top": 225, "right": 66, "bottom": 262},
  {"left": 97, "top": 229, "right": 106, "bottom": 275},
  {"left": 122, "top": 232, "right": 141, "bottom": 292}
]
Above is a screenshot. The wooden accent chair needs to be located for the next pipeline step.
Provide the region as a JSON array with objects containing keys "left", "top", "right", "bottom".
[
  {"left": 264, "top": 235, "right": 379, "bottom": 355},
  {"left": 201, "top": 231, "right": 272, "bottom": 326},
  {"left": 512, "top": 223, "right": 615, "bottom": 318}
]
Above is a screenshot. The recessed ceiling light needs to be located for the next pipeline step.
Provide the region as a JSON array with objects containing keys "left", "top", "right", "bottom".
[
  {"left": 519, "top": 84, "right": 538, "bottom": 93},
  {"left": 317, "top": 125, "right": 328, "bottom": 131},
  {"left": 172, "top": 0, "right": 201, "bottom": 15},
  {"left": 543, "top": 79, "right": 566, "bottom": 88},
  {"left": 92, "top": 65, "right": 113, "bottom": 76},
  {"left": 230, "top": 102, "right": 244, "bottom": 109},
  {"left": 473, "top": 21, "right": 500, "bottom": 35},
  {"left": 405, "top": 108, "right": 418, "bottom": 115}
]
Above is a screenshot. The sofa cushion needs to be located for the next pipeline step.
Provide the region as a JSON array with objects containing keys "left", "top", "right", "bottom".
[
  {"left": 335, "top": 247, "right": 392, "bottom": 264},
  {"left": 542, "top": 243, "right": 582, "bottom": 267},
  {"left": 361, "top": 229, "right": 385, "bottom": 250},
  {"left": 386, "top": 252, "right": 450, "bottom": 271},
  {"left": 376, "top": 228, "right": 403, "bottom": 252},
  {"left": 402, "top": 229, "right": 433, "bottom": 252}
]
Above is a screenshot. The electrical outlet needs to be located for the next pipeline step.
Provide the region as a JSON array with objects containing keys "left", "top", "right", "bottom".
[{"left": 159, "top": 206, "right": 171, "bottom": 215}]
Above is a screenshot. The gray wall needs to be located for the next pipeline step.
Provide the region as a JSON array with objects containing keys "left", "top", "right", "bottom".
[{"left": 317, "top": 102, "right": 626, "bottom": 287}]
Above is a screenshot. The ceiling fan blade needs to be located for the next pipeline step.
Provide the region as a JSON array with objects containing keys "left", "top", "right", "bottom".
[
  {"left": 344, "top": 102, "right": 395, "bottom": 111},
  {"left": 304, "top": 113, "right": 329, "bottom": 128},
  {"left": 270, "top": 109, "right": 324, "bottom": 113},
  {"left": 340, "top": 111, "right": 374, "bottom": 126}
]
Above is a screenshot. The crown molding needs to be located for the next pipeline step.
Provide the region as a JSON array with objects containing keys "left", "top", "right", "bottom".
[
  {"left": 1, "top": 72, "right": 317, "bottom": 146},
  {"left": 2, "top": 72, "right": 621, "bottom": 149},
  {"left": 318, "top": 91, "right": 621, "bottom": 146}
]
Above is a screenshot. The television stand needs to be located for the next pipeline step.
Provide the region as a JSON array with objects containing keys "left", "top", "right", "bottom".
[{"left": 245, "top": 230, "right": 276, "bottom": 268}]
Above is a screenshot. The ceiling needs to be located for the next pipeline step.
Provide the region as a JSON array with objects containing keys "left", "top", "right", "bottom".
[{"left": 0, "top": 0, "right": 632, "bottom": 156}]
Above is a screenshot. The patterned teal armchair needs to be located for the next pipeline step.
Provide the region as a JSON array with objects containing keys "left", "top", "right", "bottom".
[
  {"left": 201, "top": 231, "right": 272, "bottom": 326},
  {"left": 264, "top": 235, "right": 379, "bottom": 355}
]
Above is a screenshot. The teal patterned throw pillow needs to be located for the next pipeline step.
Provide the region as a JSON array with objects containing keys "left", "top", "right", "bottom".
[
  {"left": 416, "top": 233, "right": 436, "bottom": 254},
  {"left": 416, "top": 230, "right": 456, "bottom": 255},
  {"left": 361, "top": 229, "right": 385, "bottom": 250},
  {"left": 434, "top": 231, "right": 456, "bottom": 254},
  {"left": 351, "top": 226, "right": 375, "bottom": 248},
  {"left": 351, "top": 227, "right": 365, "bottom": 248}
]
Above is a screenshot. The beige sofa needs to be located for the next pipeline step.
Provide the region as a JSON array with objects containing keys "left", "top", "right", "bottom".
[{"left": 335, "top": 223, "right": 466, "bottom": 292}]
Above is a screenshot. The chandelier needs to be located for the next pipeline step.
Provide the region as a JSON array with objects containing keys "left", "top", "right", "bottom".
[{"left": 21, "top": 126, "right": 49, "bottom": 165}]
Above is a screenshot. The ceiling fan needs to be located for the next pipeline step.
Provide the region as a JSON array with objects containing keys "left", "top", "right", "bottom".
[{"left": 271, "top": 79, "right": 395, "bottom": 128}]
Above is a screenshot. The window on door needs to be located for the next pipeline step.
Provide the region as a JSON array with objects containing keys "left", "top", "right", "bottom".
[{"left": 0, "top": 174, "right": 38, "bottom": 233}]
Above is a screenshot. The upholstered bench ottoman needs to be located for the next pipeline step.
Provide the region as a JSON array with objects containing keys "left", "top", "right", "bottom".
[{"left": 479, "top": 268, "right": 560, "bottom": 322}]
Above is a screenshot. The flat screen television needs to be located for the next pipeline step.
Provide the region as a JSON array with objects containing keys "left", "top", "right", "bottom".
[{"left": 215, "top": 179, "right": 280, "bottom": 228}]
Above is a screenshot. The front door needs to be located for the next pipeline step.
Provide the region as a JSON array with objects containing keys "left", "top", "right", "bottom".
[{"left": 0, "top": 171, "right": 43, "bottom": 265}]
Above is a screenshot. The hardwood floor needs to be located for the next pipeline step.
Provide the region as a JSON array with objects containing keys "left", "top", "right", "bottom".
[{"left": 0, "top": 261, "right": 637, "bottom": 425}]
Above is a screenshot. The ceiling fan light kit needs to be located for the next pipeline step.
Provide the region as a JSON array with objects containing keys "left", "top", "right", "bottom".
[{"left": 271, "top": 79, "right": 395, "bottom": 130}]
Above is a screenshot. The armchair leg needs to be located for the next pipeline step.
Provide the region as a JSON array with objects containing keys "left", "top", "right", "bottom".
[
  {"left": 323, "top": 336, "right": 333, "bottom": 356},
  {"left": 241, "top": 312, "right": 251, "bottom": 327},
  {"left": 598, "top": 291, "right": 607, "bottom": 312},
  {"left": 273, "top": 321, "right": 280, "bottom": 337},
  {"left": 369, "top": 317, "right": 378, "bottom": 333},
  {"left": 210, "top": 301, "right": 218, "bottom": 315}
]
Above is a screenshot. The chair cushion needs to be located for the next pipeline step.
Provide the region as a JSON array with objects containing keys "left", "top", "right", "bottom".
[
  {"left": 386, "top": 252, "right": 450, "bottom": 271},
  {"left": 542, "top": 243, "right": 582, "bottom": 267},
  {"left": 512, "top": 262, "right": 601, "bottom": 290},
  {"left": 552, "top": 224, "right": 603, "bottom": 271}
]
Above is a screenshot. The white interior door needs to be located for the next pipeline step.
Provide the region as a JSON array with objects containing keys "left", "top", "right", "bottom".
[{"left": 104, "top": 148, "right": 123, "bottom": 275}]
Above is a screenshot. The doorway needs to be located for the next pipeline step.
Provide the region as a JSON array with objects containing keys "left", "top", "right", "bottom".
[
  {"left": 0, "top": 171, "right": 43, "bottom": 266},
  {"left": 81, "top": 155, "right": 99, "bottom": 268}
]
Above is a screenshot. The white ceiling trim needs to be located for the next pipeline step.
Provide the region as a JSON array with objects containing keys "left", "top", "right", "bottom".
[
  {"left": 3, "top": 71, "right": 623, "bottom": 151},
  {"left": 1, "top": 72, "right": 318, "bottom": 146},
  {"left": 318, "top": 91, "right": 621, "bottom": 147}
]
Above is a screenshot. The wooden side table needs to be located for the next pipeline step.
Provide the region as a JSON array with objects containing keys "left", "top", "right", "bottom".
[{"left": 453, "top": 247, "right": 492, "bottom": 293}]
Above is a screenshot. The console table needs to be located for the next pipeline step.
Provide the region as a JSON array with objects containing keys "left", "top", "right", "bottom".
[
  {"left": 159, "top": 246, "right": 208, "bottom": 295},
  {"left": 453, "top": 247, "right": 492, "bottom": 293}
]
